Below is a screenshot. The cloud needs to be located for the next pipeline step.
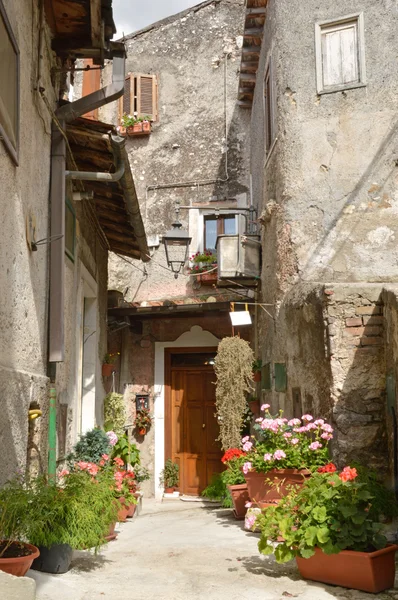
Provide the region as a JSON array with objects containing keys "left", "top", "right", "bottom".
[{"left": 112, "top": 0, "right": 201, "bottom": 38}]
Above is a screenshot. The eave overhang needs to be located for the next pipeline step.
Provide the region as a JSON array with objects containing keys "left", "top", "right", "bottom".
[{"left": 238, "top": 0, "right": 267, "bottom": 109}]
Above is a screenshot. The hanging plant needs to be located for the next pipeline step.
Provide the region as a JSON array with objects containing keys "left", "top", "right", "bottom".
[
  {"left": 104, "top": 393, "right": 126, "bottom": 438},
  {"left": 214, "top": 337, "right": 254, "bottom": 450}
]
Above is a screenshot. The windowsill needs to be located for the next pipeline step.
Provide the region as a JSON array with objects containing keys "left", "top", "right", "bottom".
[
  {"left": 264, "top": 136, "right": 278, "bottom": 170},
  {"left": 317, "top": 81, "right": 367, "bottom": 95}
]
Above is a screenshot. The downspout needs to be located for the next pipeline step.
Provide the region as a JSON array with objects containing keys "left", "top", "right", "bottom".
[{"left": 47, "top": 52, "right": 126, "bottom": 475}]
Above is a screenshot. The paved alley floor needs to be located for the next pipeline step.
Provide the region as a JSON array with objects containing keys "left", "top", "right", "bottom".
[{"left": 28, "top": 500, "right": 398, "bottom": 600}]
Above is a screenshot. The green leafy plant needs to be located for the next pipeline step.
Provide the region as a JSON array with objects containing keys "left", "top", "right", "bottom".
[
  {"left": 104, "top": 392, "right": 126, "bottom": 437},
  {"left": 0, "top": 478, "right": 32, "bottom": 557},
  {"left": 103, "top": 353, "right": 119, "bottom": 364},
  {"left": 350, "top": 462, "right": 398, "bottom": 521},
  {"left": 67, "top": 428, "right": 110, "bottom": 465},
  {"left": 112, "top": 433, "right": 140, "bottom": 467},
  {"left": 252, "top": 359, "right": 262, "bottom": 372},
  {"left": 121, "top": 114, "right": 151, "bottom": 127},
  {"left": 188, "top": 250, "right": 217, "bottom": 274},
  {"left": 134, "top": 466, "right": 150, "bottom": 484},
  {"left": 257, "top": 465, "right": 387, "bottom": 564},
  {"left": 134, "top": 409, "right": 152, "bottom": 432},
  {"left": 202, "top": 473, "right": 232, "bottom": 508},
  {"left": 159, "top": 459, "right": 179, "bottom": 489},
  {"left": 242, "top": 410, "right": 332, "bottom": 474},
  {"left": 214, "top": 337, "right": 254, "bottom": 450},
  {"left": 26, "top": 471, "right": 118, "bottom": 551}
]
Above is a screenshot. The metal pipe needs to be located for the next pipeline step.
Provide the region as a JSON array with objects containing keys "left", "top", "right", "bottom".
[
  {"left": 66, "top": 158, "right": 125, "bottom": 181},
  {"left": 48, "top": 387, "right": 57, "bottom": 482}
]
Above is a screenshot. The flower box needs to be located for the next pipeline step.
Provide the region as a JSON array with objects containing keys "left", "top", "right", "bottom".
[
  {"left": 117, "top": 126, "right": 127, "bottom": 137},
  {"left": 127, "top": 122, "right": 151, "bottom": 137},
  {"left": 296, "top": 545, "right": 398, "bottom": 594},
  {"left": 244, "top": 469, "right": 309, "bottom": 504},
  {"left": 197, "top": 269, "right": 217, "bottom": 285}
]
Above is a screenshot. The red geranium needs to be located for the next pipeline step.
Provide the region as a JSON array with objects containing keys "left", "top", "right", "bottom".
[
  {"left": 221, "top": 448, "right": 245, "bottom": 463},
  {"left": 317, "top": 462, "right": 336, "bottom": 474}
]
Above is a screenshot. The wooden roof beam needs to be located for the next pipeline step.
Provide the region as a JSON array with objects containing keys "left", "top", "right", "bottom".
[
  {"left": 241, "top": 61, "right": 259, "bottom": 72},
  {"left": 238, "top": 101, "right": 253, "bottom": 108},
  {"left": 246, "top": 7, "right": 266, "bottom": 15},
  {"left": 242, "top": 46, "right": 261, "bottom": 54},
  {"left": 243, "top": 28, "right": 264, "bottom": 37},
  {"left": 90, "top": 0, "right": 102, "bottom": 48},
  {"left": 239, "top": 73, "right": 257, "bottom": 83}
]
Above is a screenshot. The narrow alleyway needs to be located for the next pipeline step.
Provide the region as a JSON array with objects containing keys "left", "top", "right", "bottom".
[{"left": 28, "top": 502, "right": 398, "bottom": 600}]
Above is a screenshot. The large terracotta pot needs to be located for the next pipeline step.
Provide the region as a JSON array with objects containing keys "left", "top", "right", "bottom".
[
  {"left": 102, "top": 363, "right": 114, "bottom": 377},
  {"left": 244, "top": 469, "right": 309, "bottom": 504},
  {"left": 227, "top": 484, "right": 249, "bottom": 520},
  {"left": 104, "top": 522, "right": 117, "bottom": 542},
  {"left": 117, "top": 497, "right": 129, "bottom": 522},
  {"left": 0, "top": 542, "right": 40, "bottom": 577},
  {"left": 296, "top": 545, "right": 398, "bottom": 593},
  {"left": 126, "top": 502, "right": 136, "bottom": 518}
]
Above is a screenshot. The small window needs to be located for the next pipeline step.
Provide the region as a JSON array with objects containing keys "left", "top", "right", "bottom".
[
  {"left": 119, "top": 73, "right": 158, "bottom": 122},
  {"left": 0, "top": 0, "right": 19, "bottom": 164},
  {"left": 274, "top": 363, "right": 287, "bottom": 392},
  {"left": 65, "top": 198, "right": 76, "bottom": 261},
  {"left": 315, "top": 14, "right": 366, "bottom": 94},
  {"left": 263, "top": 60, "right": 276, "bottom": 155},
  {"left": 204, "top": 215, "right": 236, "bottom": 252}
]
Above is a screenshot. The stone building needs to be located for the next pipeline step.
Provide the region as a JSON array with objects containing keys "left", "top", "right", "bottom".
[
  {"left": 244, "top": 0, "right": 398, "bottom": 478},
  {"left": 0, "top": 0, "right": 147, "bottom": 484},
  {"left": 98, "top": 0, "right": 255, "bottom": 499}
]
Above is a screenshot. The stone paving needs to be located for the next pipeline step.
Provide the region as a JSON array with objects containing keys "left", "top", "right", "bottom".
[{"left": 28, "top": 500, "right": 398, "bottom": 600}]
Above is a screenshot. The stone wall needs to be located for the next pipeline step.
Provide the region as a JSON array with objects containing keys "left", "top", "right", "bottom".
[
  {"left": 0, "top": 0, "right": 57, "bottom": 484},
  {"left": 100, "top": 0, "right": 251, "bottom": 304}
]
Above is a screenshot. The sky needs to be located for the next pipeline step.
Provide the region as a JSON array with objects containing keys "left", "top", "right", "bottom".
[{"left": 112, "top": 0, "right": 201, "bottom": 38}]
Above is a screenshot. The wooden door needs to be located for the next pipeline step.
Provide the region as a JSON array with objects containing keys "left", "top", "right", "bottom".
[{"left": 170, "top": 367, "right": 223, "bottom": 495}]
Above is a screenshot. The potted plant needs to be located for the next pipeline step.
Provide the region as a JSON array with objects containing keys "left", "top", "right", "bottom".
[
  {"left": 67, "top": 427, "right": 111, "bottom": 465},
  {"left": 221, "top": 448, "right": 249, "bottom": 519},
  {"left": 134, "top": 408, "right": 152, "bottom": 436},
  {"left": 242, "top": 409, "right": 332, "bottom": 506},
  {"left": 121, "top": 113, "right": 152, "bottom": 136},
  {"left": 252, "top": 359, "right": 262, "bottom": 382},
  {"left": 102, "top": 353, "right": 119, "bottom": 377},
  {"left": 257, "top": 464, "right": 398, "bottom": 593},
  {"left": 27, "top": 467, "right": 118, "bottom": 574},
  {"left": 159, "top": 459, "right": 179, "bottom": 493},
  {"left": 247, "top": 395, "right": 260, "bottom": 414},
  {"left": 0, "top": 478, "right": 40, "bottom": 577},
  {"left": 188, "top": 251, "right": 218, "bottom": 285}
]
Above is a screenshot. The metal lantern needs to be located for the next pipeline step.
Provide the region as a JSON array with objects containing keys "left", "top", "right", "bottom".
[{"left": 162, "top": 204, "right": 191, "bottom": 278}]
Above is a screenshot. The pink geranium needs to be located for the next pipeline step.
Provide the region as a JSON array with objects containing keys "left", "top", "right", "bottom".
[
  {"left": 242, "top": 461, "right": 252, "bottom": 475},
  {"left": 302, "top": 414, "right": 313, "bottom": 422},
  {"left": 309, "top": 441, "right": 322, "bottom": 450},
  {"left": 264, "top": 453, "right": 272, "bottom": 461},
  {"left": 290, "top": 438, "right": 299, "bottom": 445},
  {"left": 273, "top": 450, "right": 286, "bottom": 460}
]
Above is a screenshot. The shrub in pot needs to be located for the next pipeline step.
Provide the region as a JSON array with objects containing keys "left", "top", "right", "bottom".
[
  {"left": 257, "top": 464, "right": 398, "bottom": 593},
  {"left": 159, "top": 459, "right": 179, "bottom": 493},
  {"left": 0, "top": 478, "right": 40, "bottom": 576},
  {"left": 27, "top": 466, "right": 118, "bottom": 574},
  {"left": 242, "top": 408, "right": 333, "bottom": 505},
  {"left": 67, "top": 428, "right": 112, "bottom": 465}
]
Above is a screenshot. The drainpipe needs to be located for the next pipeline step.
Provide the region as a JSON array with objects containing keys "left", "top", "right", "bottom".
[
  {"left": 49, "top": 53, "right": 126, "bottom": 363},
  {"left": 48, "top": 387, "right": 57, "bottom": 482}
]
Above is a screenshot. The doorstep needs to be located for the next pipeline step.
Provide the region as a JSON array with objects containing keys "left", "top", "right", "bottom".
[{"left": 0, "top": 571, "right": 36, "bottom": 600}]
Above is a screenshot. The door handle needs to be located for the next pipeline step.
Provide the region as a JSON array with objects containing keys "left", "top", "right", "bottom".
[{"left": 202, "top": 423, "right": 206, "bottom": 428}]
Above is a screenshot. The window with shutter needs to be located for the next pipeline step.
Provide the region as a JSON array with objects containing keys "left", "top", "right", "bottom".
[
  {"left": 119, "top": 73, "right": 158, "bottom": 122},
  {"left": 263, "top": 60, "right": 276, "bottom": 155},
  {"left": 315, "top": 13, "right": 366, "bottom": 94},
  {"left": 0, "top": 0, "right": 19, "bottom": 165}
]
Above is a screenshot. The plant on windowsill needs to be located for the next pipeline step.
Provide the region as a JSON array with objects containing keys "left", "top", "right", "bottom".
[
  {"left": 247, "top": 395, "right": 260, "bottom": 414},
  {"left": 159, "top": 459, "right": 179, "bottom": 493},
  {"left": 118, "top": 113, "right": 152, "bottom": 137},
  {"left": 134, "top": 408, "right": 152, "bottom": 436},
  {"left": 189, "top": 251, "right": 218, "bottom": 285},
  {"left": 256, "top": 465, "right": 398, "bottom": 594},
  {"left": 252, "top": 359, "right": 262, "bottom": 382},
  {"left": 102, "top": 352, "right": 119, "bottom": 377}
]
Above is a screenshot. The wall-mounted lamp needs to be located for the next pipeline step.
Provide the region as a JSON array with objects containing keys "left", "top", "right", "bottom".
[
  {"left": 162, "top": 202, "right": 191, "bottom": 279},
  {"left": 135, "top": 393, "right": 149, "bottom": 412}
]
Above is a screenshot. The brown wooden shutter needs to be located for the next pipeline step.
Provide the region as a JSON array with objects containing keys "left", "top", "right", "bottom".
[
  {"left": 118, "top": 75, "right": 134, "bottom": 122},
  {"left": 136, "top": 74, "right": 158, "bottom": 121}
]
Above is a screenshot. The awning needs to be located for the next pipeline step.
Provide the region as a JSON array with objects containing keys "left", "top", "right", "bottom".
[{"left": 66, "top": 117, "right": 149, "bottom": 261}]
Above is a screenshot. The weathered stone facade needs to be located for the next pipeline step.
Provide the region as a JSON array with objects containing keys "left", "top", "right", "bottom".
[{"left": 250, "top": 0, "right": 398, "bottom": 477}]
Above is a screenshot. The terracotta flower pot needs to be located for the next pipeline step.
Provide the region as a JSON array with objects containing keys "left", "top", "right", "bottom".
[
  {"left": 142, "top": 121, "right": 151, "bottom": 133},
  {"left": 117, "top": 497, "right": 129, "bottom": 522},
  {"left": 165, "top": 487, "right": 174, "bottom": 494},
  {"left": 227, "top": 483, "right": 250, "bottom": 520},
  {"left": 117, "top": 126, "right": 127, "bottom": 137},
  {"left": 138, "top": 427, "right": 147, "bottom": 436},
  {"left": 0, "top": 541, "right": 40, "bottom": 577},
  {"left": 296, "top": 545, "right": 398, "bottom": 594},
  {"left": 126, "top": 502, "right": 136, "bottom": 518},
  {"left": 102, "top": 363, "right": 114, "bottom": 377},
  {"left": 252, "top": 371, "right": 261, "bottom": 382},
  {"left": 248, "top": 400, "right": 260, "bottom": 414},
  {"left": 244, "top": 469, "right": 309, "bottom": 504},
  {"left": 197, "top": 268, "right": 217, "bottom": 285},
  {"left": 104, "top": 522, "right": 118, "bottom": 542}
]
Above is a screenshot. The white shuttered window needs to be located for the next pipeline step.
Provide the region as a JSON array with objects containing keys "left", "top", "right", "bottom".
[{"left": 315, "top": 14, "right": 366, "bottom": 94}]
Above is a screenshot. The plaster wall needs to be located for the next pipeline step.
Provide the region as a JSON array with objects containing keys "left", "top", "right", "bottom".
[
  {"left": 251, "top": 0, "right": 398, "bottom": 288},
  {"left": 0, "top": 0, "right": 57, "bottom": 483},
  {"left": 101, "top": 0, "right": 251, "bottom": 304}
]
